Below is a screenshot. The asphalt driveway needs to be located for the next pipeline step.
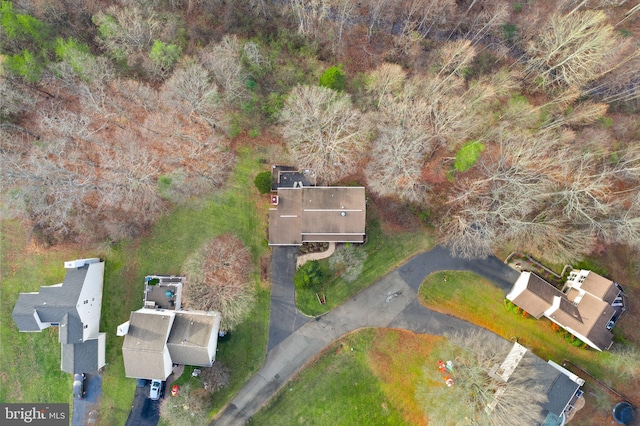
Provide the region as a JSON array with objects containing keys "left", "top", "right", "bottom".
[
  {"left": 72, "top": 372, "right": 101, "bottom": 425},
  {"left": 212, "top": 244, "right": 520, "bottom": 425}
]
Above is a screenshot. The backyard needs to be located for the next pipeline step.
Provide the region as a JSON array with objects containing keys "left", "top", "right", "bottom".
[{"left": 0, "top": 148, "right": 271, "bottom": 425}]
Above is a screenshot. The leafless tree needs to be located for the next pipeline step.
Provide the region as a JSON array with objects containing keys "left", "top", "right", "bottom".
[
  {"left": 286, "top": 0, "right": 329, "bottom": 36},
  {"left": 417, "top": 330, "right": 548, "bottom": 426},
  {"left": 329, "top": 243, "right": 368, "bottom": 282},
  {"left": 525, "top": 10, "right": 620, "bottom": 88},
  {"left": 181, "top": 234, "right": 255, "bottom": 331},
  {"left": 159, "top": 384, "right": 209, "bottom": 426},
  {"left": 161, "top": 58, "right": 222, "bottom": 127},
  {"left": 200, "top": 362, "right": 231, "bottom": 393},
  {"left": 199, "top": 36, "right": 249, "bottom": 105},
  {"left": 280, "top": 85, "right": 368, "bottom": 183}
]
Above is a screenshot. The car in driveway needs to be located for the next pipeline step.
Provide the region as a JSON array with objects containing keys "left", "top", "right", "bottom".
[
  {"left": 149, "top": 380, "right": 162, "bottom": 400},
  {"left": 73, "top": 373, "right": 86, "bottom": 399}
]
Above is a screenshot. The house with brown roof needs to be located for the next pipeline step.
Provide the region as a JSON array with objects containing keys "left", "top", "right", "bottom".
[
  {"left": 118, "top": 308, "right": 221, "bottom": 380},
  {"left": 268, "top": 186, "right": 366, "bottom": 246},
  {"left": 12, "top": 258, "right": 106, "bottom": 374},
  {"left": 117, "top": 275, "right": 222, "bottom": 380},
  {"left": 506, "top": 270, "right": 626, "bottom": 351}
]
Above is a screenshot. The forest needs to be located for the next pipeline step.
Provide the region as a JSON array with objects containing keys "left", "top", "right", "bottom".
[{"left": 2, "top": 0, "right": 640, "bottom": 264}]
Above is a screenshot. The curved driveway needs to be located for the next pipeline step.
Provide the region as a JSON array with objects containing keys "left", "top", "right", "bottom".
[{"left": 212, "top": 245, "right": 520, "bottom": 425}]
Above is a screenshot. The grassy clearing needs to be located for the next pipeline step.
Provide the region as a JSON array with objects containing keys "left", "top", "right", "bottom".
[
  {"left": 296, "top": 210, "right": 435, "bottom": 316},
  {"left": 253, "top": 328, "right": 443, "bottom": 426},
  {"left": 0, "top": 220, "right": 83, "bottom": 404},
  {"left": 417, "top": 271, "right": 635, "bottom": 396},
  {"left": 1, "top": 147, "right": 270, "bottom": 426}
]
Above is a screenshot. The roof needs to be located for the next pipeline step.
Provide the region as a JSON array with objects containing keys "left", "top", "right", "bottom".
[
  {"left": 121, "top": 310, "right": 174, "bottom": 380},
  {"left": 574, "top": 271, "right": 620, "bottom": 303},
  {"left": 269, "top": 187, "right": 366, "bottom": 245},
  {"left": 507, "top": 272, "right": 562, "bottom": 318},
  {"left": 121, "top": 308, "right": 222, "bottom": 379},
  {"left": 11, "top": 259, "right": 106, "bottom": 374},
  {"left": 271, "top": 165, "right": 314, "bottom": 190},
  {"left": 508, "top": 271, "right": 617, "bottom": 350},
  {"left": 12, "top": 266, "right": 89, "bottom": 333},
  {"left": 167, "top": 311, "right": 221, "bottom": 366},
  {"left": 61, "top": 333, "right": 106, "bottom": 374}
]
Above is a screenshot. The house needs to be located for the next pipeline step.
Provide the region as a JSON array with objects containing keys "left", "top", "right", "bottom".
[
  {"left": 506, "top": 270, "right": 626, "bottom": 351},
  {"left": 117, "top": 276, "right": 222, "bottom": 380},
  {"left": 268, "top": 186, "right": 366, "bottom": 246},
  {"left": 487, "top": 341, "right": 585, "bottom": 425},
  {"left": 12, "top": 258, "right": 106, "bottom": 374}
]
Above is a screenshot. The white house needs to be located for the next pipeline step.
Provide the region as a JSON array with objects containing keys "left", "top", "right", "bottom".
[{"left": 12, "top": 258, "right": 106, "bottom": 374}]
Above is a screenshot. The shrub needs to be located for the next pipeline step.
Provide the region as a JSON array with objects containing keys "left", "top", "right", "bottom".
[
  {"left": 454, "top": 140, "right": 485, "bottom": 172},
  {"left": 253, "top": 171, "right": 273, "bottom": 194},
  {"left": 294, "top": 260, "right": 325, "bottom": 290},
  {"left": 319, "top": 64, "right": 346, "bottom": 91}
]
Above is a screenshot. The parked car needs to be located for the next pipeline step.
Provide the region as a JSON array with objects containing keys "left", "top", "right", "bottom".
[
  {"left": 149, "top": 380, "right": 162, "bottom": 400},
  {"left": 73, "top": 373, "right": 86, "bottom": 399}
]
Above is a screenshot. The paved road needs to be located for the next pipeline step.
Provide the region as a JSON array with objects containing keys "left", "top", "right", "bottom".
[
  {"left": 212, "top": 245, "right": 519, "bottom": 425},
  {"left": 72, "top": 372, "right": 101, "bottom": 425}
]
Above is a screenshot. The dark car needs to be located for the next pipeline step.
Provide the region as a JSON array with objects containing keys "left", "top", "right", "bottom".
[{"left": 73, "top": 373, "right": 86, "bottom": 399}]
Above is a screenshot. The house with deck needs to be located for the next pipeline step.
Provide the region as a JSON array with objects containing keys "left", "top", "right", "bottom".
[
  {"left": 12, "top": 258, "right": 106, "bottom": 374},
  {"left": 117, "top": 276, "right": 222, "bottom": 380},
  {"left": 506, "top": 270, "right": 627, "bottom": 351}
]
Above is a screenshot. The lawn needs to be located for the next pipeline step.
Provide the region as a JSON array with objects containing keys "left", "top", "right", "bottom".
[
  {"left": 252, "top": 329, "right": 440, "bottom": 426},
  {"left": 417, "top": 271, "right": 638, "bottom": 411},
  {"left": 295, "top": 205, "right": 435, "bottom": 316},
  {"left": 0, "top": 147, "right": 271, "bottom": 425}
]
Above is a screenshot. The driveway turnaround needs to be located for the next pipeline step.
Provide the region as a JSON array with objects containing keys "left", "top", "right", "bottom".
[{"left": 212, "top": 245, "right": 519, "bottom": 425}]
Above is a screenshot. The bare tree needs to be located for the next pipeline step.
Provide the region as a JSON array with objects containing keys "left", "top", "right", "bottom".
[
  {"left": 200, "top": 362, "right": 231, "bottom": 393},
  {"left": 417, "top": 330, "right": 548, "bottom": 426},
  {"left": 161, "top": 58, "right": 222, "bottom": 127},
  {"left": 525, "top": 10, "right": 620, "bottom": 88},
  {"left": 280, "top": 85, "right": 368, "bottom": 183},
  {"left": 181, "top": 234, "right": 255, "bottom": 331},
  {"left": 328, "top": 243, "right": 368, "bottom": 282},
  {"left": 159, "top": 384, "right": 209, "bottom": 426},
  {"left": 199, "top": 36, "right": 249, "bottom": 105}
]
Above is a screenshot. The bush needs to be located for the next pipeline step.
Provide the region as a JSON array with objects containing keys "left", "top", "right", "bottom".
[
  {"left": 454, "top": 140, "right": 485, "bottom": 172},
  {"left": 294, "top": 260, "right": 325, "bottom": 290},
  {"left": 254, "top": 171, "right": 273, "bottom": 194},
  {"left": 319, "top": 64, "right": 346, "bottom": 91}
]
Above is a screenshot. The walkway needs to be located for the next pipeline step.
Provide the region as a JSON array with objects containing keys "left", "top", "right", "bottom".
[
  {"left": 296, "top": 242, "right": 336, "bottom": 267},
  {"left": 212, "top": 245, "right": 519, "bottom": 425}
]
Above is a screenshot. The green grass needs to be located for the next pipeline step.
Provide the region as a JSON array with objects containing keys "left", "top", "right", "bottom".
[
  {"left": 295, "top": 215, "right": 435, "bottom": 316},
  {"left": 0, "top": 220, "right": 84, "bottom": 405},
  {"left": 417, "top": 271, "right": 623, "bottom": 388},
  {"left": 251, "top": 329, "right": 410, "bottom": 426},
  {"left": 1, "top": 147, "right": 270, "bottom": 425}
]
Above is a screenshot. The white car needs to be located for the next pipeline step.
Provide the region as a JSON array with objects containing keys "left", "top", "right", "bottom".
[{"left": 149, "top": 380, "right": 162, "bottom": 400}]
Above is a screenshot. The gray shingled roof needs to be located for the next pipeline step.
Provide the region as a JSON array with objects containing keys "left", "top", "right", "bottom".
[
  {"left": 12, "top": 266, "right": 89, "bottom": 331},
  {"left": 61, "top": 340, "right": 99, "bottom": 374}
]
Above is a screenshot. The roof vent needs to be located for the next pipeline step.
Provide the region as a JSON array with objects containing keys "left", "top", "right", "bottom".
[{"left": 341, "top": 211, "right": 346, "bottom": 217}]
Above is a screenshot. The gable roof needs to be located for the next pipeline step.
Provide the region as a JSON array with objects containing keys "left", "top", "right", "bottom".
[
  {"left": 508, "top": 271, "right": 617, "bottom": 350},
  {"left": 12, "top": 259, "right": 106, "bottom": 374},
  {"left": 61, "top": 333, "right": 106, "bottom": 374},
  {"left": 120, "top": 308, "right": 222, "bottom": 380},
  {"left": 269, "top": 187, "right": 366, "bottom": 245},
  {"left": 507, "top": 272, "right": 562, "bottom": 318},
  {"left": 167, "top": 311, "right": 221, "bottom": 366},
  {"left": 121, "top": 310, "right": 174, "bottom": 380}
]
